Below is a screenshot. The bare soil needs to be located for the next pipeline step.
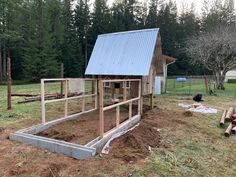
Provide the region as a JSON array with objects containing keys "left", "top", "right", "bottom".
[
  {"left": 37, "top": 106, "right": 138, "bottom": 145},
  {"left": 0, "top": 106, "right": 190, "bottom": 177}
]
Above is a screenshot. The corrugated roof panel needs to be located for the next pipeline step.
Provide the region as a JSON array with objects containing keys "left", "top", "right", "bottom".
[{"left": 85, "top": 28, "right": 159, "bottom": 76}]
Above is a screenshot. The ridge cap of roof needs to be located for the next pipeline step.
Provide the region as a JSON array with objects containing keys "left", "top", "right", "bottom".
[{"left": 98, "top": 28, "right": 159, "bottom": 38}]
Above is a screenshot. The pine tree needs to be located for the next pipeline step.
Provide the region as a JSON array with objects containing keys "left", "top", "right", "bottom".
[
  {"left": 23, "top": 0, "right": 59, "bottom": 81},
  {"left": 61, "top": 0, "right": 84, "bottom": 77},
  {"left": 146, "top": 0, "right": 159, "bottom": 28},
  {"left": 89, "top": 0, "right": 111, "bottom": 49},
  {"left": 74, "top": 0, "right": 90, "bottom": 66}
]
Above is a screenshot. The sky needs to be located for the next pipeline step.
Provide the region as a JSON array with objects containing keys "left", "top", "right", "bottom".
[{"left": 88, "top": 0, "right": 236, "bottom": 16}]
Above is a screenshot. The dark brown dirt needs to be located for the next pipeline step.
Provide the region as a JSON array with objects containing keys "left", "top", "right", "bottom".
[
  {"left": 41, "top": 163, "right": 66, "bottom": 177},
  {"left": 109, "top": 124, "right": 161, "bottom": 162},
  {"left": 183, "top": 110, "right": 193, "bottom": 117},
  {"left": 36, "top": 106, "right": 138, "bottom": 145}
]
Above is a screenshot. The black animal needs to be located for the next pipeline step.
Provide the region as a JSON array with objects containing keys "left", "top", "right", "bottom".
[{"left": 193, "top": 94, "right": 203, "bottom": 102}]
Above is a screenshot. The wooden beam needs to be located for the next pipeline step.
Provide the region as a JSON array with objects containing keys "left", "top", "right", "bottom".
[
  {"left": 60, "top": 63, "right": 64, "bottom": 96},
  {"left": 41, "top": 79, "right": 45, "bottom": 124},
  {"left": 123, "top": 81, "right": 127, "bottom": 101},
  {"left": 103, "top": 97, "right": 139, "bottom": 111},
  {"left": 94, "top": 80, "right": 98, "bottom": 110},
  {"left": 64, "top": 80, "right": 68, "bottom": 117},
  {"left": 82, "top": 92, "right": 85, "bottom": 112},
  {"left": 42, "top": 78, "right": 96, "bottom": 82},
  {"left": 129, "top": 102, "right": 132, "bottom": 120},
  {"left": 150, "top": 94, "right": 153, "bottom": 109},
  {"left": 7, "top": 57, "right": 11, "bottom": 110},
  {"left": 116, "top": 106, "right": 120, "bottom": 127},
  {"left": 44, "top": 93, "right": 96, "bottom": 104},
  {"left": 102, "top": 79, "right": 140, "bottom": 83},
  {"left": 99, "top": 80, "right": 104, "bottom": 137},
  {"left": 138, "top": 81, "right": 142, "bottom": 115}
]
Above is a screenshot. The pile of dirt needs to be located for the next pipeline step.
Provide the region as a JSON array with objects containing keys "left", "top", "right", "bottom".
[
  {"left": 108, "top": 108, "right": 162, "bottom": 162},
  {"left": 37, "top": 129, "right": 76, "bottom": 142},
  {"left": 183, "top": 111, "right": 193, "bottom": 117}
]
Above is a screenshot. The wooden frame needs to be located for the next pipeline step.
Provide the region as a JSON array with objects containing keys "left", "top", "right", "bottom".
[
  {"left": 99, "top": 79, "right": 141, "bottom": 138},
  {"left": 41, "top": 78, "right": 97, "bottom": 124},
  {"left": 41, "top": 78, "right": 142, "bottom": 139}
]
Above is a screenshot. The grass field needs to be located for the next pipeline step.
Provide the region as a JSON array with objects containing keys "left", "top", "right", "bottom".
[
  {"left": 166, "top": 78, "right": 236, "bottom": 98},
  {"left": 0, "top": 82, "right": 236, "bottom": 176}
]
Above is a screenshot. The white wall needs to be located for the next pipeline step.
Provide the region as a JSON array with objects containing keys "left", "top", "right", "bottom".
[{"left": 225, "top": 70, "right": 236, "bottom": 82}]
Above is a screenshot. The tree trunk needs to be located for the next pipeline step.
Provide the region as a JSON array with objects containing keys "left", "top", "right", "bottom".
[
  {"left": 0, "top": 43, "right": 2, "bottom": 81},
  {"left": 215, "top": 71, "right": 225, "bottom": 90},
  {"left": 3, "top": 42, "right": 6, "bottom": 78}
]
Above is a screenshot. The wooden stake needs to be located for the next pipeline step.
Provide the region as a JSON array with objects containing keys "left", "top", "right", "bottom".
[
  {"left": 123, "top": 81, "right": 127, "bottom": 101},
  {"left": 41, "top": 79, "right": 45, "bottom": 123},
  {"left": 94, "top": 80, "right": 98, "bottom": 110},
  {"left": 129, "top": 102, "right": 132, "bottom": 120},
  {"left": 116, "top": 106, "right": 120, "bottom": 127},
  {"left": 64, "top": 80, "right": 68, "bottom": 117},
  {"left": 204, "top": 76, "right": 208, "bottom": 94},
  {"left": 82, "top": 92, "right": 85, "bottom": 112},
  {"left": 99, "top": 80, "right": 104, "bottom": 137},
  {"left": 60, "top": 63, "right": 64, "bottom": 96},
  {"left": 150, "top": 93, "right": 153, "bottom": 109},
  {"left": 7, "top": 57, "right": 11, "bottom": 110},
  {"left": 138, "top": 80, "right": 142, "bottom": 115}
]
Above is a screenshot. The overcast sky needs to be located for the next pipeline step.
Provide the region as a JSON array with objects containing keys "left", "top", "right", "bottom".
[{"left": 88, "top": 0, "right": 235, "bottom": 15}]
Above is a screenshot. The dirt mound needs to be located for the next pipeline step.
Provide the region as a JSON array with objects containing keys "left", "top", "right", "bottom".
[
  {"left": 0, "top": 127, "right": 5, "bottom": 133},
  {"left": 109, "top": 110, "right": 162, "bottom": 162},
  {"left": 37, "top": 129, "right": 75, "bottom": 142},
  {"left": 41, "top": 163, "right": 66, "bottom": 177},
  {"left": 183, "top": 111, "right": 193, "bottom": 117}
]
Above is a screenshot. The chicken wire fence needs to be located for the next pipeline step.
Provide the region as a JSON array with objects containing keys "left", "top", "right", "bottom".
[{"left": 166, "top": 75, "right": 236, "bottom": 98}]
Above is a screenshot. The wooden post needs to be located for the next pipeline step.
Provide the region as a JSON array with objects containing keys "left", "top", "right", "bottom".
[
  {"left": 138, "top": 80, "right": 142, "bottom": 115},
  {"left": 99, "top": 80, "right": 104, "bottom": 137},
  {"left": 94, "top": 80, "right": 98, "bottom": 110},
  {"left": 82, "top": 92, "right": 85, "bottom": 112},
  {"left": 116, "top": 106, "right": 120, "bottom": 127},
  {"left": 64, "top": 79, "right": 68, "bottom": 117},
  {"left": 150, "top": 94, "right": 153, "bottom": 109},
  {"left": 41, "top": 79, "right": 45, "bottom": 123},
  {"left": 204, "top": 76, "right": 208, "bottom": 94},
  {"left": 7, "top": 57, "right": 11, "bottom": 110},
  {"left": 60, "top": 63, "right": 64, "bottom": 96},
  {"left": 129, "top": 102, "right": 132, "bottom": 119},
  {"left": 0, "top": 44, "right": 2, "bottom": 82},
  {"left": 111, "top": 82, "right": 115, "bottom": 99},
  {"left": 123, "top": 81, "right": 127, "bottom": 101}
]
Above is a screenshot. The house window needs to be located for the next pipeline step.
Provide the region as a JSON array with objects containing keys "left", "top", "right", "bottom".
[{"left": 104, "top": 82, "right": 111, "bottom": 88}]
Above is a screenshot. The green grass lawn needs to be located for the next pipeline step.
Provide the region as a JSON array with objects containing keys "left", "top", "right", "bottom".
[{"left": 167, "top": 78, "right": 236, "bottom": 98}]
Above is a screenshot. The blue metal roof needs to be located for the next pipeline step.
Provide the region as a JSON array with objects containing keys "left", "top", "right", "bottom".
[{"left": 85, "top": 28, "right": 160, "bottom": 76}]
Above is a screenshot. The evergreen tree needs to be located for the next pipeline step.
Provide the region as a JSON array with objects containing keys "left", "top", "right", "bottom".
[
  {"left": 61, "top": 0, "right": 84, "bottom": 77},
  {"left": 146, "top": 0, "right": 160, "bottom": 28},
  {"left": 23, "top": 0, "right": 59, "bottom": 81},
  {"left": 74, "top": 0, "right": 90, "bottom": 66},
  {"left": 89, "top": 0, "right": 111, "bottom": 50}
]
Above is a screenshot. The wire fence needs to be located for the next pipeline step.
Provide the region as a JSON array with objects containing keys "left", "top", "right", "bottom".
[{"left": 166, "top": 75, "right": 236, "bottom": 98}]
